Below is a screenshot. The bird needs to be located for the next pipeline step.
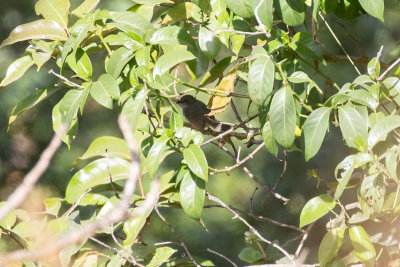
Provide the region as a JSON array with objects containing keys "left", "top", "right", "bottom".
[{"left": 176, "top": 95, "right": 231, "bottom": 132}]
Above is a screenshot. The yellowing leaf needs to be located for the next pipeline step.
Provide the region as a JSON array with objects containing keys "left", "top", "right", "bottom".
[{"left": 207, "top": 70, "right": 236, "bottom": 116}]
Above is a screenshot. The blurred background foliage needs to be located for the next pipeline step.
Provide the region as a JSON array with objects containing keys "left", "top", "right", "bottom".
[{"left": 0, "top": 0, "right": 399, "bottom": 264}]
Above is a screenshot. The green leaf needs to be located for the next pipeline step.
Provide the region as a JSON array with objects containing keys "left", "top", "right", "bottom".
[
  {"left": 90, "top": 74, "right": 120, "bottom": 109},
  {"left": 146, "top": 135, "right": 172, "bottom": 178},
  {"left": 238, "top": 247, "right": 263, "bottom": 264},
  {"left": 311, "top": 0, "right": 320, "bottom": 21},
  {"left": 66, "top": 48, "right": 92, "bottom": 80},
  {"left": 383, "top": 77, "right": 400, "bottom": 107},
  {"left": 149, "top": 25, "right": 195, "bottom": 50},
  {"left": 9, "top": 87, "right": 57, "bottom": 125},
  {"left": 289, "top": 32, "right": 323, "bottom": 60},
  {"left": 262, "top": 121, "right": 278, "bottom": 157},
  {"left": 153, "top": 48, "right": 196, "bottom": 78},
  {"left": 334, "top": 160, "right": 357, "bottom": 200},
  {"left": 347, "top": 90, "right": 378, "bottom": 111},
  {"left": 71, "top": 0, "right": 100, "bottom": 17},
  {"left": 57, "top": 89, "right": 85, "bottom": 128},
  {"left": 225, "top": 0, "right": 253, "bottom": 18},
  {"left": 349, "top": 226, "right": 376, "bottom": 267},
  {"left": 35, "top": 0, "right": 70, "bottom": 29},
  {"left": 251, "top": 0, "right": 273, "bottom": 28},
  {"left": 338, "top": 105, "right": 368, "bottom": 150},
  {"left": 183, "top": 144, "right": 208, "bottom": 182},
  {"left": 0, "top": 19, "right": 67, "bottom": 47},
  {"left": 199, "top": 57, "right": 232, "bottom": 86},
  {"left": 0, "top": 55, "right": 34, "bottom": 87},
  {"left": 230, "top": 34, "right": 245, "bottom": 55},
  {"left": 386, "top": 148, "right": 400, "bottom": 184},
  {"left": 299, "top": 194, "right": 336, "bottom": 228},
  {"left": 110, "top": 11, "right": 154, "bottom": 39},
  {"left": 248, "top": 53, "right": 275, "bottom": 106},
  {"left": 358, "top": 0, "right": 384, "bottom": 21},
  {"left": 180, "top": 170, "right": 205, "bottom": 219},
  {"left": 146, "top": 247, "right": 177, "bottom": 267},
  {"left": 44, "top": 198, "right": 62, "bottom": 216},
  {"left": 276, "top": 0, "right": 305, "bottom": 26},
  {"left": 318, "top": 228, "right": 345, "bottom": 266},
  {"left": 65, "top": 158, "right": 130, "bottom": 203},
  {"left": 75, "top": 136, "right": 130, "bottom": 164},
  {"left": 105, "top": 47, "right": 134, "bottom": 79},
  {"left": 0, "top": 202, "right": 16, "bottom": 229},
  {"left": 198, "top": 27, "right": 221, "bottom": 60},
  {"left": 121, "top": 86, "right": 148, "bottom": 132},
  {"left": 288, "top": 71, "right": 312, "bottom": 83},
  {"left": 211, "top": 0, "right": 227, "bottom": 16},
  {"left": 303, "top": 107, "right": 331, "bottom": 161},
  {"left": 270, "top": 86, "right": 296, "bottom": 148},
  {"left": 123, "top": 202, "right": 154, "bottom": 246},
  {"left": 162, "top": 2, "right": 202, "bottom": 24},
  {"left": 368, "top": 115, "right": 400, "bottom": 148},
  {"left": 133, "top": 0, "right": 171, "bottom": 4}
]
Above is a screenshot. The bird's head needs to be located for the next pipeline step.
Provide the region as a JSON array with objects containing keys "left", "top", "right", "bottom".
[{"left": 177, "top": 95, "right": 197, "bottom": 106}]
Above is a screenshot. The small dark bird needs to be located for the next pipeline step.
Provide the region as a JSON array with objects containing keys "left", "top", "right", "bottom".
[{"left": 177, "top": 95, "right": 230, "bottom": 132}]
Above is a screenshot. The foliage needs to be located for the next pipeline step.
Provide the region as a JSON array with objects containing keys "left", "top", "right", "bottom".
[{"left": 0, "top": 0, "right": 399, "bottom": 266}]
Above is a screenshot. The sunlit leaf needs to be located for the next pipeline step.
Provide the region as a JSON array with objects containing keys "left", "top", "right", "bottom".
[
  {"left": 183, "top": 144, "right": 208, "bottom": 182},
  {"left": 161, "top": 2, "right": 202, "bottom": 24},
  {"left": 90, "top": 74, "right": 120, "bottom": 109},
  {"left": 198, "top": 27, "right": 221, "bottom": 60},
  {"left": 1, "top": 19, "right": 67, "bottom": 47},
  {"left": 180, "top": 170, "right": 205, "bottom": 219},
  {"left": 146, "top": 247, "right": 177, "bottom": 267},
  {"left": 75, "top": 136, "right": 130, "bottom": 164},
  {"left": 71, "top": 0, "right": 100, "bottom": 17},
  {"left": 0, "top": 55, "right": 34, "bottom": 87},
  {"left": 65, "top": 158, "right": 130, "bottom": 203},
  {"left": 146, "top": 135, "right": 173, "bottom": 178},
  {"left": 318, "top": 228, "right": 345, "bottom": 266},
  {"left": 270, "top": 86, "right": 296, "bottom": 148},
  {"left": 368, "top": 115, "right": 400, "bottom": 148},
  {"left": 303, "top": 107, "right": 331, "bottom": 161},
  {"left": 105, "top": 47, "right": 134, "bottom": 79},
  {"left": 153, "top": 48, "right": 195, "bottom": 78},
  {"left": 349, "top": 226, "right": 376, "bottom": 267},
  {"left": 35, "top": 0, "right": 70, "bottom": 29},
  {"left": 358, "top": 0, "right": 384, "bottom": 21},
  {"left": 110, "top": 11, "right": 154, "bottom": 39},
  {"left": 299, "top": 194, "right": 336, "bottom": 228},
  {"left": 248, "top": 51, "right": 274, "bottom": 106},
  {"left": 276, "top": 0, "right": 305, "bottom": 26}
]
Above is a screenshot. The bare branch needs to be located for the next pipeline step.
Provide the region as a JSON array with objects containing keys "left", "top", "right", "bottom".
[
  {"left": 373, "top": 46, "right": 384, "bottom": 80},
  {"left": 49, "top": 69, "right": 84, "bottom": 88},
  {"left": 154, "top": 205, "right": 200, "bottom": 267},
  {"left": 207, "top": 248, "right": 238, "bottom": 267},
  {"left": 0, "top": 115, "right": 159, "bottom": 265},
  {"left": 89, "top": 236, "right": 143, "bottom": 266},
  {"left": 378, "top": 57, "right": 400, "bottom": 81},
  {"left": 294, "top": 223, "right": 314, "bottom": 260},
  {"left": 207, "top": 193, "right": 294, "bottom": 263},
  {"left": 210, "top": 142, "right": 265, "bottom": 173},
  {"left": 0, "top": 125, "right": 67, "bottom": 222}
]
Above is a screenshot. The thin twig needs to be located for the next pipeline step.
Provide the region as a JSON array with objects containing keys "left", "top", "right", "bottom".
[
  {"left": 0, "top": 116, "right": 158, "bottom": 264},
  {"left": 378, "top": 57, "right": 400, "bottom": 81},
  {"left": 254, "top": 0, "right": 272, "bottom": 38},
  {"left": 201, "top": 113, "right": 259, "bottom": 147},
  {"left": 0, "top": 125, "right": 67, "bottom": 222},
  {"left": 106, "top": 149, "right": 120, "bottom": 199},
  {"left": 272, "top": 150, "right": 288, "bottom": 191},
  {"left": 294, "top": 223, "right": 313, "bottom": 260},
  {"left": 49, "top": 69, "right": 84, "bottom": 88},
  {"left": 89, "top": 236, "right": 143, "bottom": 266},
  {"left": 373, "top": 46, "right": 384, "bottom": 81},
  {"left": 207, "top": 248, "right": 238, "bottom": 267},
  {"left": 319, "top": 12, "right": 361, "bottom": 75},
  {"left": 213, "top": 29, "right": 268, "bottom": 36},
  {"left": 154, "top": 205, "right": 200, "bottom": 267},
  {"left": 210, "top": 142, "right": 265, "bottom": 173},
  {"left": 173, "top": 65, "right": 179, "bottom": 96},
  {"left": 337, "top": 22, "right": 367, "bottom": 58},
  {"left": 207, "top": 193, "right": 294, "bottom": 263},
  {"left": 62, "top": 188, "right": 92, "bottom": 217}
]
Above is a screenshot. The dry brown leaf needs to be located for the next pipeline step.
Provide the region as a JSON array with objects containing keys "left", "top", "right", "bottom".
[{"left": 207, "top": 69, "right": 236, "bottom": 116}]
